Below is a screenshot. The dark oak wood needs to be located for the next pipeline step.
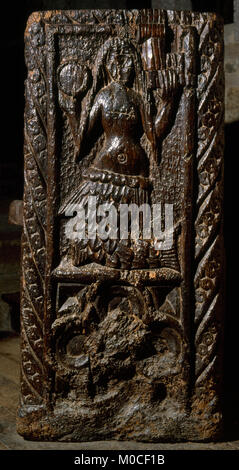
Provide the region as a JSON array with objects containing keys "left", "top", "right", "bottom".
[{"left": 17, "top": 9, "right": 224, "bottom": 442}]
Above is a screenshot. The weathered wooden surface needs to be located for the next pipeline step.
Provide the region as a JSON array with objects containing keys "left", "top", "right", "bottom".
[
  {"left": 1, "top": 337, "right": 238, "bottom": 449},
  {"left": 17, "top": 9, "right": 224, "bottom": 442}
]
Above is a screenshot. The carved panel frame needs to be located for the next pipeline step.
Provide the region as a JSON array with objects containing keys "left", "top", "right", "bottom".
[{"left": 18, "top": 9, "right": 224, "bottom": 441}]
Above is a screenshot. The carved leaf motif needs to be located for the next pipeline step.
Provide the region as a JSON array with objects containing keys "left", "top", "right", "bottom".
[
  {"left": 194, "top": 20, "right": 224, "bottom": 405},
  {"left": 21, "top": 24, "right": 47, "bottom": 405}
]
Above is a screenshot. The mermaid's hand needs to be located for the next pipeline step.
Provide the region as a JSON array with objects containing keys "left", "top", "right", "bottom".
[
  {"left": 156, "top": 70, "right": 179, "bottom": 103},
  {"left": 58, "top": 88, "right": 77, "bottom": 115},
  {"left": 154, "top": 70, "right": 180, "bottom": 141}
]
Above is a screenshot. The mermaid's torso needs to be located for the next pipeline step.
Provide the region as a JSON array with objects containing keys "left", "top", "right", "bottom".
[
  {"left": 59, "top": 82, "right": 179, "bottom": 270},
  {"left": 92, "top": 82, "right": 149, "bottom": 177}
]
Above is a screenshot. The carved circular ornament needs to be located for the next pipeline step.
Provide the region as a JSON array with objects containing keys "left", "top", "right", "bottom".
[
  {"left": 58, "top": 60, "right": 90, "bottom": 96},
  {"left": 117, "top": 153, "right": 128, "bottom": 164}
]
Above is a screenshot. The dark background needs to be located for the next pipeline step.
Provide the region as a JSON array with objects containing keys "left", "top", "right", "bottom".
[{"left": 0, "top": 0, "right": 237, "bottom": 439}]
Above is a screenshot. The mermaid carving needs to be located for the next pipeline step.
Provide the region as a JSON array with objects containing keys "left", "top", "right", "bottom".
[{"left": 58, "top": 38, "right": 180, "bottom": 270}]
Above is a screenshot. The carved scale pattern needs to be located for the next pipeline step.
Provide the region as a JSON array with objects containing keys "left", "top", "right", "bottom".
[
  {"left": 21, "top": 20, "right": 47, "bottom": 405},
  {"left": 193, "top": 19, "right": 224, "bottom": 404}
]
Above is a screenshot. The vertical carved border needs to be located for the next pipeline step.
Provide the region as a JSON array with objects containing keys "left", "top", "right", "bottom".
[
  {"left": 166, "top": 9, "right": 224, "bottom": 436},
  {"left": 192, "top": 16, "right": 224, "bottom": 432},
  {"left": 20, "top": 13, "right": 47, "bottom": 407}
]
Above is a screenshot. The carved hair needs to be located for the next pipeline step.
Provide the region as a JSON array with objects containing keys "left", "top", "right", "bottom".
[
  {"left": 76, "top": 37, "right": 148, "bottom": 160},
  {"left": 94, "top": 37, "right": 146, "bottom": 94}
]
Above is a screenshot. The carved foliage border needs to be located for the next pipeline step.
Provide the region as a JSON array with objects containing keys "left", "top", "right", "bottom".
[
  {"left": 193, "top": 17, "right": 224, "bottom": 416},
  {"left": 21, "top": 18, "right": 47, "bottom": 405}
]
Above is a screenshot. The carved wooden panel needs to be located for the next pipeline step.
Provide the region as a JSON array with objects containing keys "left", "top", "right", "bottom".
[{"left": 17, "top": 9, "right": 224, "bottom": 442}]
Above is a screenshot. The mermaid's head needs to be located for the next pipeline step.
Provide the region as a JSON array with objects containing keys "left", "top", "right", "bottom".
[{"left": 105, "top": 38, "right": 135, "bottom": 85}]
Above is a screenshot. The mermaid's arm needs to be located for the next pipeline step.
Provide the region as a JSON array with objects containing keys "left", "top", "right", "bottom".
[
  {"left": 139, "top": 99, "right": 155, "bottom": 144},
  {"left": 136, "top": 93, "right": 158, "bottom": 161},
  {"left": 73, "top": 91, "right": 103, "bottom": 160},
  {"left": 58, "top": 80, "right": 103, "bottom": 160},
  {"left": 87, "top": 93, "right": 102, "bottom": 135},
  {"left": 155, "top": 101, "right": 175, "bottom": 140},
  {"left": 155, "top": 70, "right": 179, "bottom": 140},
  {"left": 58, "top": 90, "right": 80, "bottom": 145}
]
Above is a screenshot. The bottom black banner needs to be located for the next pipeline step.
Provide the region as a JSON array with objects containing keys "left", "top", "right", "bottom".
[{"left": 0, "top": 450, "right": 238, "bottom": 468}]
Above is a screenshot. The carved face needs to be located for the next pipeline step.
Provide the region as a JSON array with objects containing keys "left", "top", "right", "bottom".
[{"left": 106, "top": 49, "right": 134, "bottom": 84}]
